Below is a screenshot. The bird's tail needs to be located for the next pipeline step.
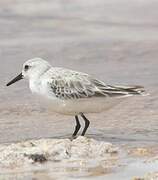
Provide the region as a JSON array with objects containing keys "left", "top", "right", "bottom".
[{"left": 112, "top": 85, "right": 148, "bottom": 96}]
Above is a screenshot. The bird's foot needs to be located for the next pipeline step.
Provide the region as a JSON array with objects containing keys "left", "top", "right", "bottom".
[{"left": 70, "top": 135, "right": 77, "bottom": 141}]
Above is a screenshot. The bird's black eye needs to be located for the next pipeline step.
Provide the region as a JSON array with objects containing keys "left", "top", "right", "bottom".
[{"left": 24, "top": 65, "right": 30, "bottom": 71}]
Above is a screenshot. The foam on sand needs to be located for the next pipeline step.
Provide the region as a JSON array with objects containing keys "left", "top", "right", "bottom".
[{"left": 0, "top": 136, "right": 118, "bottom": 174}]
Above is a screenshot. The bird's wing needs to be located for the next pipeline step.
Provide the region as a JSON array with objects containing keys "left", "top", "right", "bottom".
[{"left": 47, "top": 68, "right": 145, "bottom": 100}]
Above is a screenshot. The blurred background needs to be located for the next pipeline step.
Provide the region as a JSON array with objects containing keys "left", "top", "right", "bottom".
[
  {"left": 0, "top": 1, "right": 158, "bottom": 179},
  {"left": 0, "top": 0, "right": 158, "bottom": 143}
]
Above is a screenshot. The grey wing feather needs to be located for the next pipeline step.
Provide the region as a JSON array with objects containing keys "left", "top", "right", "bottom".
[
  {"left": 47, "top": 69, "right": 145, "bottom": 100},
  {"left": 90, "top": 79, "right": 145, "bottom": 97},
  {"left": 49, "top": 75, "right": 99, "bottom": 99}
]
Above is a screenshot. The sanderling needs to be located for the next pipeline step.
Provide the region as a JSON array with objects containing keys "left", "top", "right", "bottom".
[{"left": 6, "top": 58, "right": 146, "bottom": 137}]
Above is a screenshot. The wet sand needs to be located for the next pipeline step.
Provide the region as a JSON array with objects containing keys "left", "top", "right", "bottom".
[{"left": 0, "top": 0, "right": 158, "bottom": 179}]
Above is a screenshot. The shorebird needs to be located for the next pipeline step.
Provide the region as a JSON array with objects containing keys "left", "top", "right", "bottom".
[{"left": 6, "top": 58, "right": 146, "bottom": 137}]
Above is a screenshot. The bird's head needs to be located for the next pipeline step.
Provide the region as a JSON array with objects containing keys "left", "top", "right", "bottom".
[{"left": 6, "top": 58, "right": 51, "bottom": 86}]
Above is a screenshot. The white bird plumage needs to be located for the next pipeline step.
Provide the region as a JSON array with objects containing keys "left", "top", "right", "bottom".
[{"left": 6, "top": 58, "right": 146, "bottom": 137}]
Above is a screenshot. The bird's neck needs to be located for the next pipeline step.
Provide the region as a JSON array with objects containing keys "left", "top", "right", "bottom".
[{"left": 28, "top": 66, "right": 50, "bottom": 94}]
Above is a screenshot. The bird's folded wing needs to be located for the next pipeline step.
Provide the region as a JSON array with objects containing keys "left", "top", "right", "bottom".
[{"left": 47, "top": 71, "right": 145, "bottom": 100}]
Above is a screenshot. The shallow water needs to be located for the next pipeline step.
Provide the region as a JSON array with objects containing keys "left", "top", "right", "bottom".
[{"left": 0, "top": 0, "right": 158, "bottom": 179}]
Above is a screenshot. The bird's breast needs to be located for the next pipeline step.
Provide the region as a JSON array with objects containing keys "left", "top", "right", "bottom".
[{"left": 29, "top": 79, "right": 42, "bottom": 94}]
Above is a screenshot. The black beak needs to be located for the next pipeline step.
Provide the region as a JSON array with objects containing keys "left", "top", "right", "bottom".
[{"left": 6, "top": 73, "right": 23, "bottom": 86}]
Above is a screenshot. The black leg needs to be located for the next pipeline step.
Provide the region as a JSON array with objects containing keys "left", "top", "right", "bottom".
[
  {"left": 72, "top": 115, "right": 81, "bottom": 137},
  {"left": 80, "top": 113, "right": 90, "bottom": 136}
]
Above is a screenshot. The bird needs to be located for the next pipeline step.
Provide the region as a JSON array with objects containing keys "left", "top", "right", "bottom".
[{"left": 6, "top": 58, "right": 146, "bottom": 138}]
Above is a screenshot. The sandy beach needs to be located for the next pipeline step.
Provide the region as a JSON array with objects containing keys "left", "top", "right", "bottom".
[{"left": 0, "top": 0, "right": 158, "bottom": 179}]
